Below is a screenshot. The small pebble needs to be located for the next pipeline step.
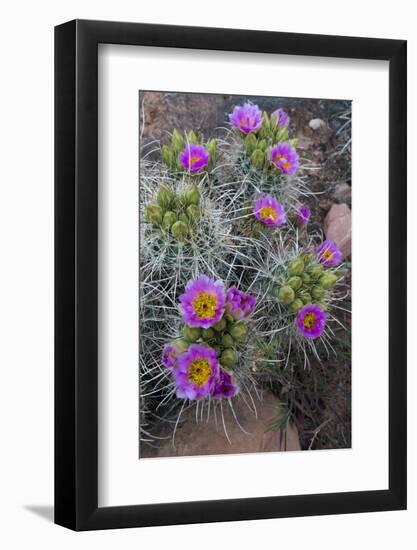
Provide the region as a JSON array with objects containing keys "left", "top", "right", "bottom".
[{"left": 309, "top": 118, "right": 326, "bottom": 130}]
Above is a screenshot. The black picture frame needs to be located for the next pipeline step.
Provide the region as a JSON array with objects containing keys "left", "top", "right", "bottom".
[{"left": 55, "top": 19, "right": 407, "bottom": 531}]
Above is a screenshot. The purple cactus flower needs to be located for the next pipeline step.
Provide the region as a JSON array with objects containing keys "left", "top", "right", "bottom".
[
  {"left": 296, "top": 304, "right": 327, "bottom": 339},
  {"left": 161, "top": 344, "right": 182, "bottom": 369},
  {"left": 179, "top": 275, "right": 226, "bottom": 328},
  {"left": 229, "top": 102, "right": 262, "bottom": 134},
  {"left": 297, "top": 205, "right": 311, "bottom": 226},
  {"left": 173, "top": 344, "right": 219, "bottom": 400},
  {"left": 271, "top": 108, "right": 289, "bottom": 128},
  {"left": 254, "top": 195, "right": 286, "bottom": 227},
  {"left": 179, "top": 143, "right": 209, "bottom": 173},
  {"left": 317, "top": 240, "right": 343, "bottom": 267},
  {"left": 226, "top": 287, "right": 257, "bottom": 320},
  {"left": 212, "top": 368, "right": 239, "bottom": 399},
  {"left": 269, "top": 143, "right": 299, "bottom": 175}
]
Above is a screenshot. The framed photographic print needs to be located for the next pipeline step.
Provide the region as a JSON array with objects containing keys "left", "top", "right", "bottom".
[{"left": 55, "top": 20, "right": 407, "bottom": 530}]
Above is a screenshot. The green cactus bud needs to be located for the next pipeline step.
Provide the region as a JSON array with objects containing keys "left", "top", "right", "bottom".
[
  {"left": 300, "top": 291, "right": 313, "bottom": 305},
  {"left": 178, "top": 212, "right": 189, "bottom": 224},
  {"left": 261, "top": 111, "right": 270, "bottom": 132},
  {"left": 202, "top": 328, "right": 215, "bottom": 341},
  {"left": 258, "top": 139, "right": 267, "bottom": 152},
  {"left": 206, "top": 139, "right": 217, "bottom": 162},
  {"left": 288, "top": 257, "right": 305, "bottom": 276},
  {"left": 287, "top": 276, "right": 303, "bottom": 291},
  {"left": 311, "top": 285, "right": 325, "bottom": 301},
  {"left": 220, "top": 348, "right": 238, "bottom": 368},
  {"left": 161, "top": 144, "right": 172, "bottom": 167},
  {"left": 173, "top": 339, "right": 189, "bottom": 352},
  {"left": 308, "top": 264, "right": 325, "bottom": 280},
  {"left": 156, "top": 186, "right": 175, "bottom": 209},
  {"left": 221, "top": 334, "right": 235, "bottom": 348},
  {"left": 224, "top": 314, "right": 234, "bottom": 325},
  {"left": 245, "top": 133, "right": 257, "bottom": 155},
  {"left": 171, "top": 220, "right": 188, "bottom": 241},
  {"left": 182, "top": 324, "right": 201, "bottom": 343},
  {"left": 275, "top": 127, "right": 289, "bottom": 142},
  {"left": 145, "top": 203, "right": 163, "bottom": 225},
  {"left": 183, "top": 184, "right": 200, "bottom": 206},
  {"left": 319, "top": 272, "right": 339, "bottom": 289},
  {"left": 171, "top": 129, "right": 185, "bottom": 152},
  {"left": 289, "top": 138, "right": 299, "bottom": 148},
  {"left": 187, "top": 130, "right": 199, "bottom": 144},
  {"left": 289, "top": 298, "right": 304, "bottom": 313},
  {"left": 250, "top": 149, "right": 265, "bottom": 169},
  {"left": 229, "top": 322, "right": 248, "bottom": 341},
  {"left": 303, "top": 252, "right": 316, "bottom": 265},
  {"left": 277, "top": 285, "right": 295, "bottom": 305},
  {"left": 301, "top": 272, "right": 311, "bottom": 284},
  {"left": 186, "top": 204, "right": 201, "bottom": 222},
  {"left": 213, "top": 318, "right": 227, "bottom": 332},
  {"left": 162, "top": 210, "right": 177, "bottom": 229}
]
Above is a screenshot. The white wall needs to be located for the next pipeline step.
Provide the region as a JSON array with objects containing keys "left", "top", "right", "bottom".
[{"left": 0, "top": 1, "right": 415, "bottom": 548}]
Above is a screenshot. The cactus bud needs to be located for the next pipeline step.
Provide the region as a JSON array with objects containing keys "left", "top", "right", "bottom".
[
  {"left": 186, "top": 204, "right": 201, "bottom": 222},
  {"left": 289, "top": 298, "right": 304, "bottom": 313},
  {"left": 261, "top": 111, "right": 270, "bottom": 132},
  {"left": 156, "top": 186, "right": 175, "bottom": 209},
  {"left": 182, "top": 325, "right": 201, "bottom": 343},
  {"left": 171, "top": 220, "right": 188, "bottom": 241},
  {"left": 183, "top": 184, "right": 200, "bottom": 206},
  {"left": 308, "top": 264, "right": 325, "bottom": 280},
  {"left": 171, "top": 129, "right": 185, "bottom": 152},
  {"left": 145, "top": 203, "right": 163, "bottom": 225},
  {"left": 289, "top": 138, "right": 299, "bottom": 148},
  {"left": 277, "top": 285, "right": 295, "bottom": 305},
  {"left": 173, "top": 339, "right": 189, "bottom": 353},
  {"left": 229, "top": 322, "right": 248, "bottom": 341},
  {"left": 303, "top": 252, "right": 316, "bottom": 265},
  {"left": 220, "top": 348, "right": 238, "bottom": 368},
  {"left": 161, "top": 144, "right": 172, "bottom": 167},
  {"left": 311, "top": 285, "right": 325, "bottom": 301},
  {"left": 288, "top": 257, "right": 305, "bottom": 276},
  {"left": 206, "top": 139, "right": 217, "bottom": 162},
  {"left": 301, "top": 272, "right": 311, "bottom": 284},
  {"left": 221, "top": 334, "right": 235, "bottom": 348},
  {"left": 250, "top": 149, "right": 265, "bottom": 169},
  {"left": 187, "top": 130, "right": 199, "bottom": 144},
  {"left": 201, "top": 328, "right": 215, "bottom": 341},
  {"left": 319, "top": 272, "right": 339, "bottom": 289},
  {"left": 213, "top": 318, "right": 227, "bottom": 332},
  {"left": 245, "top": 133, "right": 257, "bottom": 155},
  {"left": 162, "top": 211, "right": 177, "bottom": 229},
  {"left": 275, "top": 127, "right": 289, "bottom": 142},
  {"left": 287, "top": 276, "right": 303, "bottom": 291},
  {"left": 300, "top": 291, "right": 313, "bottom": 305}
]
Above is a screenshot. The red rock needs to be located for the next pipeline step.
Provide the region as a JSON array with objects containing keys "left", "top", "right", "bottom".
[
  {"left": 324, "top": 203, "right": 351, "bottom": 259},
  {"left": 141, "top": 391, "right": 301, "bottom": 458}
]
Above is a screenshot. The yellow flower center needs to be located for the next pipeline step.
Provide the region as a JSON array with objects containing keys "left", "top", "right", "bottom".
[
  {"left": 303, "top": 312, "right": 317, "bottom": 329},
  {"left": 192, "top": 293, "right": 217, "bottom": 319},
  {"left": 188, "top": 359, "right": 211, "bottom": 386},
  {"left": 259, "top": 206, "right": 278, "bottom": 222},
  {"left": 322, "top": 249, "right": 333, "bottom": 261},
  {"left": 274, "top": 154, "right": 291, "bottom": 170},
  {"left": 190, "top": 156, "right": 201, "bottom": 165}
]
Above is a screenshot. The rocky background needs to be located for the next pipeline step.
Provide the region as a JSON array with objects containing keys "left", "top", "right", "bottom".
[{"left": 139, "top": 91, "right": 352, "bottom": 456}]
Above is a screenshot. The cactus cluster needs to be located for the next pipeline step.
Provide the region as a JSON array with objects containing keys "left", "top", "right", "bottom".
[
  {"left": 145, "top": 183, "right": 202, "bottom": 241},
  {"left": 276, "top": 253, "right": 342, "bottom": 313},
  {"left": 139, "top": 98, "right": 351, "bottom": 451},
  {"left": 161, "top": 129, "right": 217, "bottom": 174}
]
